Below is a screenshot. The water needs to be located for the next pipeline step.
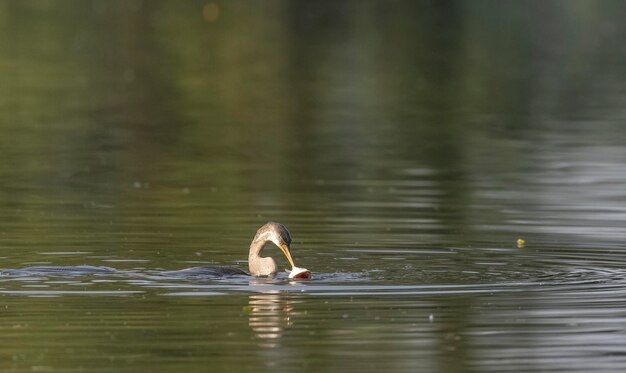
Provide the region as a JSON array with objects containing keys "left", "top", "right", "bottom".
[{"left": 1, "top": 1, "right": 626, "bottom": 372}]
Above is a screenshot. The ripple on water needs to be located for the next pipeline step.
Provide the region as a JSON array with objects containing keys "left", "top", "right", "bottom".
[{"left": 1, "top": 263, "right": 626, "bottom": 296}]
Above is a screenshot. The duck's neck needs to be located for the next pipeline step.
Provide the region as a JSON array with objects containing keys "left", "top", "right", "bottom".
[{"left": 248, "top": 239, "right": 276, "bottom": 276}]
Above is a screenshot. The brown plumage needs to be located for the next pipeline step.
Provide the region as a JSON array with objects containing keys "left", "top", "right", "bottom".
[{"left": 248, "top": 222, "right": 296, "bottom": 276}]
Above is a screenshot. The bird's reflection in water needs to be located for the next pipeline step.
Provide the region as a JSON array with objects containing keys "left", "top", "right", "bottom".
[{"left": 247, "top": 279, "right": 296, "bottom": 348}]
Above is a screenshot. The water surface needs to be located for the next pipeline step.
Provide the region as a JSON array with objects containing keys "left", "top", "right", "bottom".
[{"left": 1, "top": 1, "right": 626, "bottom": 372}]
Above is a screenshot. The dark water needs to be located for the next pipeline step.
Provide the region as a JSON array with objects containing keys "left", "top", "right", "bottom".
[{"left": 2, "top": 1, "right": 626, "bottom": 372}]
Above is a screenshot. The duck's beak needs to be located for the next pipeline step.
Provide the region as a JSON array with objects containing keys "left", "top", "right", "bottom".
[{"left": 278, "top": 242, "right": 296, "bottom": 268}]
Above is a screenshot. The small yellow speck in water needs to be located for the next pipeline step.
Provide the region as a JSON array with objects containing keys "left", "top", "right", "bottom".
[
  {"left": 516, "top": 238, "right": 525, "bottom": 248},
  {"left": 202, "top": 2, "right": 219, "bottom": 22}
]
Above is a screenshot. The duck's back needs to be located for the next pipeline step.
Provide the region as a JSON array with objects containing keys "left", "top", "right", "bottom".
[{"left": 160, "top": 266, "right": 248, "bottom": 278}]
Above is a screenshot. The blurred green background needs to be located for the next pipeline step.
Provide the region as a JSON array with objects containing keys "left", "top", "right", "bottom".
[
  {"left": 2, "top": 0, "right": 625, "bottom": 251},
  {"left": 1, "top": 2, "right": 626, "bottom": 372}
]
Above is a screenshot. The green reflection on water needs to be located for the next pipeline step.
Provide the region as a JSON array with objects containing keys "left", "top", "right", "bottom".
[{"left": 1, "top": 1, "right": 626, "bottom": 372}]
